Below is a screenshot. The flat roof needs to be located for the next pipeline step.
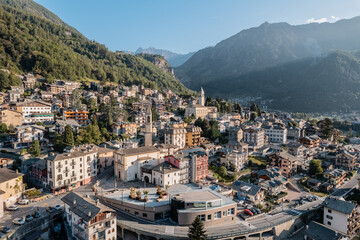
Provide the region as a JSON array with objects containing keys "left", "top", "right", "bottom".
[{"left": 173, "top": 191, "right": 219, "bottom": 203}]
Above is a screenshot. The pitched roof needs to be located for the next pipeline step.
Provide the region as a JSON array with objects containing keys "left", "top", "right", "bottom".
[
  {"left": 151, "top": 161, "right": 180, "bottom": 174},
  {"left": 0, "top": 168, "right": 23, "bottom": 184},
  {"left": 232, "top": 181, "right": 262, "bottom": 196},
  {"left": 61, "top": 192, "right": 110, "bottom": 222},
  {"left": 304, "top": 221, "right": 344, "bottom": 240},
  {"left": 323, "top": 197, "right": 356, "bottom": 215},
  {"left": 116, "top": 146, "right": 159, "bottom": 156}
]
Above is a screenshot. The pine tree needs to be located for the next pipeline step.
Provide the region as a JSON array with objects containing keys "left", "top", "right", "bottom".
[
  {"left": 31, "top": 140, "right": 41, "bottom": 157},
  {"left": 64, "top": 125, "right": 74, "bottom": 147},
  {"left": 188, "top": 216, "right": 207, "bottom": 240}
]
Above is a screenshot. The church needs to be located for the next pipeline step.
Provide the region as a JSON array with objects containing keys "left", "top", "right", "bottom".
[{"left": 185, "top": 87, "right": 218, "bottom": 119}]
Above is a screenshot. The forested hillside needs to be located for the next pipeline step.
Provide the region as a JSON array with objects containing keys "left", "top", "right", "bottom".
[{"left": 0, "top": 5, "right": 193, "bottom": 94}]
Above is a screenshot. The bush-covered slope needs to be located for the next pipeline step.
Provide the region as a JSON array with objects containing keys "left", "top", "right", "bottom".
[{"left": 0, "top": 5, "right": 193, "bottom": 94}]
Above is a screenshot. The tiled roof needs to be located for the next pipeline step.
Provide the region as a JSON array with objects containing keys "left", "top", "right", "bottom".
[
  {"left": 323, "top": 197, "right": 356, "bottom": 215},
  {"left": 0, "top": 168, "right": 23, "bottom": 184},
  {"left": 304, "top": 221, "right": 344, "bottom": 240}
]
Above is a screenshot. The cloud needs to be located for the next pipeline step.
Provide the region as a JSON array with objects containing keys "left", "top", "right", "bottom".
[{"left": 306, "top": 16, "right": 340, "bottom": 24}]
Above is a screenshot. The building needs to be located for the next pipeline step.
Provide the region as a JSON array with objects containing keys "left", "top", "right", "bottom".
[
  {"left": 0, "top": 168, "right": 24, "bottom": 207},
  {"left": 185, "top": 88, "right": 218, "bottom": 119},
  {"left": 323, "top": 169, "right": 347, "bottom": 187},
  {"left": 23, "top": 73, "right": 36, "bottom": 89},
  {"left": 0, "top": 109, "right": 22, "bottom": 127},
  {"left": 62, "top": 192, "right": 117, "bottom": 240},
  {"left": 185, "top": 125, "right": 202, "bottom": 147},
  {"left": 228, "top": 127, "right": 243, "bottom": 143},
  {"left": 164, "top": 128, "right": 187, "bottom": 149},
  {"left": 0, "top": 92, "right": 6, "bottom": 104},
  {"left": 97, "top": 147, "right": 114, "bottom": 174},
  {"left": 112, "top": 122, "right": 137, "bottom": 138},
  {"left": 335, "top": 151, "right": 356, "bottom": 170},
  {"left": 232, "top": 181, "right": 264, "bottom": 204},
  {"left": 114, "top": 146, "right": 161, "bottom": 182},
  {"left": 299, "top": 136, "right": 320, "bottom": 148},
  {"left": 171, "top": 191, "right": 236, "bottom": 226},
  {"left": 8, "top": 90, "right": 21, "bottom": 103},
  {"left": 164, "top": 154, "right": 191, "bottom": 184},
  {"left": 220, "top": 150, "right": 248, "bottom": 171},
  {"left": 263, "top": 125, "right": 287, "bottom": 144},
  {"left": 29, "top": 159, "right": 47, "bottom": 188},
  {"left": 13, "top": 125, "right": 46, "bottom": 149},
  {"left": 54, "top": 119, "right": 81, "bottom": 134},
  {"left": 268, "top": 152, "right": 300, "bottom": 177},
  {"left": 144, "top": 104, "right": 152, "bottom": 146},
  {"left": 191, "top": 151, "right": 208, "bottom": 182},
  {"left": 63, "top": 109, "right": 89, "bottom": 126},
  {"left": 15, "top": 100, "right": 53, "bottom": 123},
  {"left": 242, "top": 127, "right": 265, "bottom": 150},
  {"left": 323, "top": 197, "right": 360, "bottom": 236},
  {"left": 46, "top": 145, "right": 99, "bottom": 193},
  {"left": 141, "top": 161, "right": 181, "bottom": 186},
  {"left": 304, "top": 221, "right": 347, "bottom": 240}
]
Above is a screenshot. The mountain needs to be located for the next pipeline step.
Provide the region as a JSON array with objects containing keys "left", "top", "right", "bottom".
[
  {"left": 134, "top": 47, "right": 194, "bottom": 67},
  {"left": 0, "top": 3, "right": 192, "bottom": 95},
  {"left": 205, "top": 51, "right": 360, "bottom": 112},
  {"left": 175, "top": 17, "right": 360, "bottom": 112},
  {"left": 136, "top": 53, "right": 175, "bottom": 77}
]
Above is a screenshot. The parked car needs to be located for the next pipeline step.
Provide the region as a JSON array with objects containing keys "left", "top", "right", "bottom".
[
  {"left": 253, "top": 207, "right": 261, "bottom": 214},
  {"left": 251, "top": 208, "right": 258, "bottom": 215},
  {"left": 299, "top": 200, "right": 305, "bottom": 205},
  {"left": 244, "top": 209, "right": 253, "bottom": 216},
  {"left": 47, "top": 207, "right": 55, "bottom": 213},
  {"left": 25, "top": 215, "right": 33, "bottom": 222},
  {"left": 6, "top": 205, "right": 18, "bottom": 211},
  {"left": 0, "top": 232, "right": 4, "bottom": 238},
  {"left": 32, "top": 211, "right": 41, "bottom": 218},
  {"left": 0, "top": 226, "right": 10, "bottom": 233},
  {"left": 54, "top": 204, "right": 62, "bottom": 211},
  {"left": 12, "top": 218, "right": 25, "bottom": 225},
  {"left": 17, "top": 199, "right": 29, "bottom": 205}
]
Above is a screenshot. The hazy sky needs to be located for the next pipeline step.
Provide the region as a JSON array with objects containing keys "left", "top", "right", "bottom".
[{"left": 35, "top": 0, "right": 360, "bottom": 53}]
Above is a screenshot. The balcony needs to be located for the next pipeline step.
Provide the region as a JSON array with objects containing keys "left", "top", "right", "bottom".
[
  {"left": 56, "top": 164, "right": 63, "bottom": 169},
  {"left": 70, "top": 161, "right": 76, "bottom": 166}
]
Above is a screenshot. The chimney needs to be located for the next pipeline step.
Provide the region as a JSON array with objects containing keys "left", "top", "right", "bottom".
[
  {"left": 15, "top": 169, "right": 18, "bottom": 174},
  {"left": 73, "top": 199, "right": 76, "bottom": 205},
  {"left": 88, "top": 211, "right": 91, "bottom": 217},
  {"left": 96, "top": 199, "right": 99, "bottom": 206}
]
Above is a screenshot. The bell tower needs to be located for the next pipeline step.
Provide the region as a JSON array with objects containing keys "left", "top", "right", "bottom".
[
  {"left": 144, "top": 104, "right": 152, "bottom": 146},
  {"left": 198, "top": 87, "right": 205, "bottom": 106}
]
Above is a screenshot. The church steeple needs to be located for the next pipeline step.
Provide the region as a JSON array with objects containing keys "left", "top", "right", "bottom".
[
  {"left": 198, "top": 87, "right": 205, "bottom": 106},
  {"left": 144, "top": 104, "right": 152, "bottom": 146}
]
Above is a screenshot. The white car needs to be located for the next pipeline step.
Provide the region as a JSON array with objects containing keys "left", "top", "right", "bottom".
[
  {"left": 12, "top": 218, "right": 25, "bottom": 225},
  {"left": 6, "top": 205, "right": 19, "bottom": 211},
  {"left": 54, "top": 204, "right": 62, "bottom": 210},
  {"left": 17, "top": 199, "right": 29, "bottom": 205}
]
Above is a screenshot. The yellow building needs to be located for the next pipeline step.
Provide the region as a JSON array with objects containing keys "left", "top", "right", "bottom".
[
  {"left": 0, "top": 109, "right": 23, "bottom": 127},
  {"left": 0, "top": 168, "right": 24, "bottom": 206},
  {"left": 185, "top": 125, "right": 202, "bottom": 147},
  {"left": 112, "top": 122, "right": 137, "bottom": 137}
]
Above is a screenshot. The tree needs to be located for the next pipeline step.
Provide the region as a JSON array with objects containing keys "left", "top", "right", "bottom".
[
  {"left": 64, "top": 125, "right": 75, "bottom": 147},
  {"left": 151, "top": 107, "right": 158, "bottom": 122},
  {"left": 188, "top": 216, "right": 207, "bottom": 240},
  {"left": 309, "top": 159, "right": 323, "bottom": 176},
  {"left": 0, "top": 123, "right": 7, "bottom": 133},
  {"left": 70, "top": 89, "right": 83, "bottom": 110},
  {"left": 31, "top": 140, "right": 41, "bottom": 157},
  {"left": 217, "top": 166, "right": 228, "bottom": 177}
]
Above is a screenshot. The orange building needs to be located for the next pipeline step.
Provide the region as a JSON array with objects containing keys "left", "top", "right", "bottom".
[
  {"left": 63, "top": 109, "right": 89, "bottom": 126},
  {"left": 185, "top": 125, "right": 202, "bottom": 147}
]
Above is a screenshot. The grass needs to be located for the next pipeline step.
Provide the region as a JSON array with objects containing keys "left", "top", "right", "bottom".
[
  {"left": 248, "top": 156, "right": 268, "bottom": 165},
  {"left": 238, "top": 168, "right": 251, "bottom": 175},
  {"left": 298, "top": 178, "right": 328, "bottom": 197}
]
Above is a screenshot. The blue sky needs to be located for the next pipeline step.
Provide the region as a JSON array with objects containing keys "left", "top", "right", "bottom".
[{"left": 35, "top": 0, "right": 360, "bottom": 54}]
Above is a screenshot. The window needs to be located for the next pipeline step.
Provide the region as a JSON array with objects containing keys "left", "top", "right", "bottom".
[
  {"left": 214, "top": 211, "right": 221, "bottom": 219},
  {"left": 328, "top": 209, "right": 332, "bottom": 213},
  {"left": 228, "top": 208, "right": 235, "bottom": 215},
  {"left": 207, "top": 214, "right": 211, "bottom": 220},
  {"left": 143, "top": 213, "right": 147, "bottom": 217},
  {"left": 327, "top": 221, "right": 331, "bottom": 225},
  {"left": 223, "top": 211, "right": 227, "bottom": 216},
  {"left": 199, "top": 215, "right": 205, "bottom": 221},
  {"left": 135, "top": 211, "right": 139, "bottom": 216},
  {"left": 326, "top": 215, "right": 333, "bottom": 220}
]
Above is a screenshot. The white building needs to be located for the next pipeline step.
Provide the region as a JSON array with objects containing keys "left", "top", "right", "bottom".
[
  {"left": 47, "top": 145, "right": 99, "bottom": 193},
  {"left": 323, "top": 197, "right": 360, "bottom": 236},
  {"left": 13, "top": 125, "right": 46, "bottom": 149},
  {"left": 220, "top": 150, "right": 248, "bottom": 171},
  {"left": 141, "top": 161, "right": 180, "bottom": 186},
  {"left": 263, "top": 125, "right": 287, "bottom": 144},
  {"left": 62, "top": 192, "right": 117, "bottom": 240},
  {"left": 15, "top": 100, "right": 54, "bottom": 123},
  {"left": 164, "top": 128, "right": 186, "bottom": 149},
  {"left": 242, "top": 127, "right": 265, "bottom": 150}
]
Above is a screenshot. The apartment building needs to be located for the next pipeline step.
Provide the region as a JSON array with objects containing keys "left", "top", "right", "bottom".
[
  {"left": 185, "top": 125, "right": 202, "bottom": 147},
  {"left": 47, "top": 145, "right": 99, "bottom": 193},
  {"left": 8, "top": 90, "right": 21, "bottom": 103},
  {"left": 323, "top": 197, "right": 360, "bottom": 236},
  {"left": 13, "top": 125, "right": 46, "bottom": 149},
  {"left": 62, "top": 192, "right": 117, "bottom": 240},
  {"left": 299, "top": 136, "right": 320, "bottom": 148},
  {"left": 141, "top": 161, "right": 181, "bottom": 187},
  {"left": 0, "top": 168, "right": 24, "bottom": 207},
  {"left": 220, "top": 150, "right": 248, "bottom": 171},
  {"left": 263, "top": 125, "right": 287, "bottom": 144},
  {"left": 268, "top": 151, "right": 300, "bottom": 177},
  {"left": 164, "top": 127, "right": 186, "bottom": 149},
  {"left": 112, "top": 122, "right": 137, "bottom": 138},
  {"left": 0, "top": 109, "right": 22, "bottom": 127},
  {"left": 335, "top": 150, "right": 356, "bottom": 170},
  {"left": 242, "top": 127, "right": 265, "bottom": 150},
  {"left": 15, "top": 100, "right": 53, "bottom": 123},
  {"left": 63, "top": 109, "right": 89, "bottom": 126}
]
